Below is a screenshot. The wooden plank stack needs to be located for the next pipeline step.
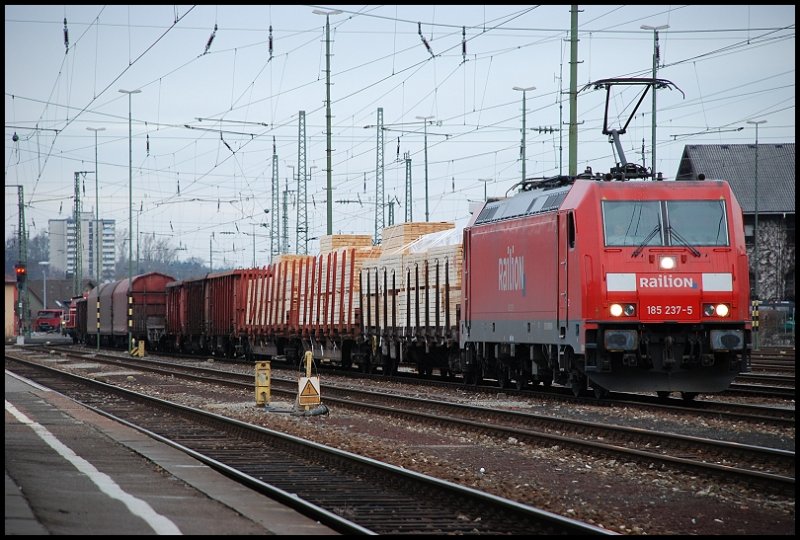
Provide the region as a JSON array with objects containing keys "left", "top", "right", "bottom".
[
  {"left": 362, "top": 223, "right": 462, "bottom": 333},
  {"left": 274, "top": 254, "right": 314, "bottom": 265},
  {"left": 319, "top": 234, "right": 374, "bottom": 253},
  {"left": 380, "top": 221, "right": 454, "bottom": 255}
]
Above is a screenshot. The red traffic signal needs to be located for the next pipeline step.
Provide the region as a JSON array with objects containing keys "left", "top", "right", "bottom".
[{"left": 15, "top": 264, "right": 27, "bottom": 283}]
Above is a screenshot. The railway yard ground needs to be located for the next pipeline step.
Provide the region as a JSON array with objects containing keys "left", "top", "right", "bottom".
[{"left": 5, "top": 340, "right": 795, "bottom": 535}]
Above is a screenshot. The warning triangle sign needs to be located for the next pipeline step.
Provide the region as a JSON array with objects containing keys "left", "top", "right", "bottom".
[
  {"left": 301, "top": 380, "right": 319, "bottom": 397},
  {"left": 298, "top": 376, "right": 321, "bottom": 406}
]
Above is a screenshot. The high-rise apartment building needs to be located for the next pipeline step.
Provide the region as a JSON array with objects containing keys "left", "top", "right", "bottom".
[{"left": 49, "top": 212, "right": 116, "bottom": 282}]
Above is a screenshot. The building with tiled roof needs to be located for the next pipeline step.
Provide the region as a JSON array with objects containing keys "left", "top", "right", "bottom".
[{"left": 675, "top": 143, "right": 795, "bottom": 303}]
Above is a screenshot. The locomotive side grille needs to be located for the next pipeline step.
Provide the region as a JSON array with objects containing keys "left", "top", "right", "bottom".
[
  {"left": 476, "top": 187, "right": 569, "bottom": 225},
  {"left": 542, "top": 192, "right": 567, "bottom": 211},
  {"left": 523, "top": 190, "right": 567, "bottom": 216},
  {"left": 475, "top": 205, "right": 499, "bottom": 224}
]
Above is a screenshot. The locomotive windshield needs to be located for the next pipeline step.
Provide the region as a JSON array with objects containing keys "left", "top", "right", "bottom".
[{"left": 603, "top": 199, "right": 728, "bottom": 247}]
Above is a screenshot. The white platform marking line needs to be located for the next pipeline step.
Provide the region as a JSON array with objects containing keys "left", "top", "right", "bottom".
[{"left": 5, "top": 399, "right": 182, "bottom": 535}]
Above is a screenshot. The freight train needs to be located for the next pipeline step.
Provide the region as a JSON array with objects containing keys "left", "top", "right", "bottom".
[
  {"left": 71, "top": 165, "right": 752, "bottom": 401},
  {"left": 70, "top": 78, "right": 752, "bottom": 400}
]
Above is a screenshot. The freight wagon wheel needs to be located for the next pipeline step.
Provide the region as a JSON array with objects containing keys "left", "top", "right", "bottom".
[
  {"left": 656, "top": 391, "right": 671, "bottom": 401},
  {"left": 464, "top": 367, "right": 483, "bottom": 386},
  {"left": 361, "top": 357, "right": 372, "bottom": 374},
  {"left": 515, "top": 374, "right": 528, "bottom": 391},
  {"left": 570, "top": 373, "right": 586, "bottom": 397},
  {"left": 680, "top": 392, "right": 698, "bottom": 402},
  {"left": 382, "top": 355, "right": 396, "bottom": 376},
  {"left": 592, "top": 384, "right": 608, "bottom": 399},
  {"left": 497, "top": 368, "right": 510, "bottom": 389}
]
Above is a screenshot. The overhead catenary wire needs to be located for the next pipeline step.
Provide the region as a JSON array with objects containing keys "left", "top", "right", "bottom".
[{"left": 5, "top": 6, "right": 794, "bottom": 268}]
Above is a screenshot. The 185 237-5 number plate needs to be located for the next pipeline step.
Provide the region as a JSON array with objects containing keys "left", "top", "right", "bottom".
[{"left": 641, "top": 304, "right": 696, "bottom": 320}]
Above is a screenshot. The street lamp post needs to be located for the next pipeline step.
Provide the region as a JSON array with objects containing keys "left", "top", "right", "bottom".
[
  {"left": 38, "top": 261, "right": 49, "bottom": 309},
  {"left": 313, "top": 8, "right": 342, "bottom": 235},
  {"left": 747, "top": 119, "right": 766, "bottom": 350},
  {"left": 119, "top": 88, "right": 141, "bottom": 353},
  {"left": 513, "top": 86, "right": 535, "bottom": 183},
  {"left": 641, "top": 24, "right": 669, "bottom": 176},
  {"left": 415, "top": 115, "right": 434, "bottom": 221},
  {"left": 86, "top": 126, "right": 105, "bottom": 284}
]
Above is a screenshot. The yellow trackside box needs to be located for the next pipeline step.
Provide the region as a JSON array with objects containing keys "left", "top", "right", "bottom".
[{"left": 255, "top": 361, "right": 271, "bottom": 406}]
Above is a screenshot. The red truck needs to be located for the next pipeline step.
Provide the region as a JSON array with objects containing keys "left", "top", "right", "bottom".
[{"left": 34, "top": 309, "right": 64, "bottom": 333}]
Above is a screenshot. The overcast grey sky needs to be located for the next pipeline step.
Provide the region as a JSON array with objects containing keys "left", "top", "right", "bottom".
[{"left": 5, "top": 5, "right": 796, "bottom": 268}]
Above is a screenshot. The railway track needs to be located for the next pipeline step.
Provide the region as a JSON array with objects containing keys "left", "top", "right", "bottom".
[
  {"left": 29, "top": 343, "right": 798, "bottom": 426},
  {"left": 5, "top": 353, "right": 612, "bottom": 536},
  {"left": 8, "top": 347, "right": 794, "bottom": 498}
]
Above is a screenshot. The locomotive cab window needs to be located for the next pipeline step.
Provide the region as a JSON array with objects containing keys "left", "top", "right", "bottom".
[
  {"left": 665, "top": 200, "right": 729, "bottom": 246},
  {"left": 603, "top": 201, "right": 662, "bottom": 246},
  {"left": 603, "top": 199, "right": 729, "bottom": 247}
]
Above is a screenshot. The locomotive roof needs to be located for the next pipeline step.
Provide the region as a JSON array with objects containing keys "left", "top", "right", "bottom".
[
  {"left": 474, "top": 184, "right": 571, "bottom": 225},
  {"left": 472, "top": 177, "right": 736, "bottom": 226}
]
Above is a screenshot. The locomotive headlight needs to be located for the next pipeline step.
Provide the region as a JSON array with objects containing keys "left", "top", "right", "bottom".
[
  {"left": 659, "top": 256, "right": 676, "bottom": 270},
  {"left": 703, "top": 303, "right": 730, "bottom": 317},
  {"left": 610, "top": 303, "right": 636, "bottom": 317}
]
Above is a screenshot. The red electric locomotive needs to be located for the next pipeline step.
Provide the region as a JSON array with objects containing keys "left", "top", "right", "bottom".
[
  {"left": 460, "top": 172, "right": 751, "bottom": 399},
  {"left": 458, "top": 78, "right": 751, "bottom": 399}
]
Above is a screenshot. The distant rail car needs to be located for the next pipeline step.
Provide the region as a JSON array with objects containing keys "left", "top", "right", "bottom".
[
  {"left": 33, "top": 309, "right": 64, "bottom": 333},
  {"left": 76, "top": 272, "right": 174, "bottom": 350}
]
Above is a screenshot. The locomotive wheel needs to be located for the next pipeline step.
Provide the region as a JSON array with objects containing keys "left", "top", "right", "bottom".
[
  {"left": 515, "top": 373, "right": 528, "bottom": 391},
  {"left": 657, "top": 391, "right": 671, "bottom": 400},
  {"left": 681, "top": 392, "right": 698, "bottom": 402}
]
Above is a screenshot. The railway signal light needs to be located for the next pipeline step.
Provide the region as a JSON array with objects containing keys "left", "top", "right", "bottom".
[{"left": 15, "top": 264, "right": 27, "bottom": 283}]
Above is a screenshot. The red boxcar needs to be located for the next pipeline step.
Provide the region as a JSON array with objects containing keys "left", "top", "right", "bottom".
[
  {"left": 171, "top": 269, "right": 270, "bottom": 358},
  {"left": 165, "top": 279, "right": 189, "bottom": 351},
  {"left": 460, "top": 177, "right": 751, "bottom": 399},
  {"left": 86, "top": 272, "right": 175, "bottom": 349}
]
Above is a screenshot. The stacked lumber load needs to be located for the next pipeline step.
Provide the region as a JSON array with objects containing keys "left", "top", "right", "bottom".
[
  {"left": 362, "top": 224, "right": 462, "bottom": 334},
  {"left": 274, "top": 253, "right": 314, "bottom": 265},
  {"left": 305, "top": 244, "right": 382, "bottom": 333},
  {"left": 380, "top": 221, "right": 454, "bottom": 255},
  {"left": 319, "top": 234, "right": 374, "bottom": 253}
]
